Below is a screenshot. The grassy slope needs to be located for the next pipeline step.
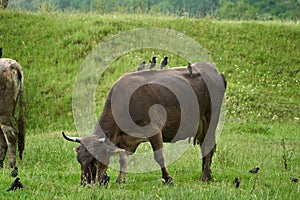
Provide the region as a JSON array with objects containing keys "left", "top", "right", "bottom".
[
  {"left": 0, "top": 11, "right": 299, "bottom": 199},
  {"left": 0, "top": 11, "right": 299, "bottom": 130}
]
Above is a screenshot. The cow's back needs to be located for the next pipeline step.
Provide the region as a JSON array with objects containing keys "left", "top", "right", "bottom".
[{"left": 100, "top": 62, "right": 225, "bottom": 142}]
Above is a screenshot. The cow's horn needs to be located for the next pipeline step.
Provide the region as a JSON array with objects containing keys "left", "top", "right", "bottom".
[{"left": 62, "top": 132, "right": 81, "bottom": 143}]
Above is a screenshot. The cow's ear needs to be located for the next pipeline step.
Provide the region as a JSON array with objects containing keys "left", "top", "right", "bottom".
[{"left": 73, "top": 147, "right": 79, "bottom": 154}]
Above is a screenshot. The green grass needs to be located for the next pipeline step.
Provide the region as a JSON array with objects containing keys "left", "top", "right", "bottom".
[
  {"left": 0, "top": 125, "right": 299, "bottom": 199},
  {"left": 0, "top": 10, "right": 299, "bottom": 199}
]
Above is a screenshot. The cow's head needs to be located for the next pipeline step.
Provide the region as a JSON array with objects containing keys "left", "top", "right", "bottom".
[{"left": 62, "top": 132, "right": 125, "bottom": 185}]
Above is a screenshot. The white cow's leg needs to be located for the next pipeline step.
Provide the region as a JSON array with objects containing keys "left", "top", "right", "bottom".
[
  {"left": 1, "top": 125, "right": 17, "bottom": 168},
  {"left": 0, "top": 128, "right": 8, "bottom": 168}
]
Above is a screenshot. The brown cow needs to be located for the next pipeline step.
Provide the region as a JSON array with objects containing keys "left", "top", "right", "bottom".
[
  {"left": 0, "top": 58, "right": 25, "bottom": 168},
  {"left": 63, "top": 62, "right": 226, "bottom": 185}
]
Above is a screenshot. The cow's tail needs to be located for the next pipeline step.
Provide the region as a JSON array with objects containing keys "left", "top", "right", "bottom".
[
  {"left": 18, "top": 78, "right": 25, "bottom": 160},
  {"left": 220, "top": 74, "right": 227, "bottom": 91}
]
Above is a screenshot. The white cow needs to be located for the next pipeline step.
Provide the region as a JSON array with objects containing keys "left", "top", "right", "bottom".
[{"left": 0, "top": 58, "right": 25, "bottom": 168}]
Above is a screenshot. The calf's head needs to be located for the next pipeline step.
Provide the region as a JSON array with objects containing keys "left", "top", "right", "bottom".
[{"left": 62, "top": 132, "right": 125, "bottom": 185}]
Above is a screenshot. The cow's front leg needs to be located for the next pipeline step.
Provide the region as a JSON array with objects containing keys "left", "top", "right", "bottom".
[
  {"left": 150, "top": 133, "right": 173, "bottom": 184},
  {"left": 1, "top": 125, "right": 17, "bottom": 168},
  {"left": 116, "top": 152, "right": 129, "bottom": 183}
]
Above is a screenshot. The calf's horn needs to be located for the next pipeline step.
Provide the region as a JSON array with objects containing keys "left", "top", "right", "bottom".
[{"left": 62, "top": 132, "right": 81, "bottom": 143}]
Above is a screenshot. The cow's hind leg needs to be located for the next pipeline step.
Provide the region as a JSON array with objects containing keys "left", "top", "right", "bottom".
[
  {"left": 1, "top": 125, "right": 17, "bottom": 168},
  {"left": 200, "top": 115, "right": 216, "bottom": 182},
  {"left": 150, "top": 133, "right": 173, "bottom": 185},
  {"left": 201, "top": 144, "right": 216, "bottom": 182},
  {"left": 197, "top": 116, "right": 216, "bottom": 182},
  {"left": 0, "top": 128, "right": 8, "bottom": 168}
]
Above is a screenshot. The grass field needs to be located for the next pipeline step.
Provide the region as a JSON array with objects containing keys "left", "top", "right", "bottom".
[{"left": 0, "top": 10, "right": 299, "bottom": 199}]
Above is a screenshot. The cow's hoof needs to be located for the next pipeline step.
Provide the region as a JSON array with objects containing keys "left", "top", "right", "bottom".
[
  {"left": 162, "top": 177, "right": 174, "bottom": 186},
  {"left": 201, "top": 175, "right": 211, "bottom": 182},
  {"left": 115, "top": 178, "right": 126, "bottom": 184}
]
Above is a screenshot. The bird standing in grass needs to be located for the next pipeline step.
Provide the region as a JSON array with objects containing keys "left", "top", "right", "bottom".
[
  {"left": 249, "top": 167, "right": 260, "bottom": 174},
  {"left": 187, "top": 62, "right": 193, "bottom": 77},
  {"left": 137, "top": 61, "right": 146, "bottom": 71},
  {"left": 290, "top": 176, "right": 299, "bottom": 182},
  {"left": 10, "top": 167, "right": 18, "bottom": 177},
  {"left": 149, "top": 57, "right": 157, "bottom": 69},
  {"left": 7, "top": 177, "right": 24, "bottom": 191},
  {"left": 233, "top": 177, "right": 240, "bottom": 188},
  {"left": 160, "top": 56, "right": 168, "bottom": 69}
]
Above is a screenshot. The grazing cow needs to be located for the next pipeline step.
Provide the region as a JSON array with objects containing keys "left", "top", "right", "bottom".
[
  {"left": 63, "top": 62, "right": 226, "bottom": 185},
  {"left": 0, "top": 58, "right": 25, "bottom": 168}
]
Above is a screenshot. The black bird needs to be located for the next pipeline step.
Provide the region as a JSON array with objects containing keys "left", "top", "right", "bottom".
[
  {"left": 149, "top": 56, "right": 157, "bottom": 69},
  {"left": 7, "top": 177, "right": 24, "bottom": 191},
  {"left": 137, "top": 61, "right": 146, "bottom": 71},
  {"left": 160, "top": 56, "right": 168, "bottom": 69},
  {"left": 249, "top": 167, "right": 260, "bottom": 174},
  {"left": 0, "top": 47, "right": 2, "bottom": 58},
  {"left": 233, "top": 177, "right": 240, "bottom": 188},
  {"left": 290, "top": 176, "right": 299, "bottom": 182},
  {"left": 187, "top": 62, "right": 193, "bottom": 77},
  {"left": 10, "top": 167, "right": 18, "bottom": 177}
]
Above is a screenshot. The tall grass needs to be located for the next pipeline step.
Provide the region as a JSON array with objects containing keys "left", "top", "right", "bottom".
[
  {"left": 0, "top": 125, "right": 299, "bottom": 199},
  {"left": 0, "top": 10, "right": 299, "bottom": 199}
]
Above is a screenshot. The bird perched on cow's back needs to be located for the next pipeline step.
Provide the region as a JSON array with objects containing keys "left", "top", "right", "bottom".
[
  {"left": 10, "top": 167, "right": 18, "bottom": 177},
  {"left": 187, "top": 62, "right": 193, "bottom": 77},
  {"left": 7, "top": 177, "right": 24, "bottom": 191},
  {"left": 249, "top": 167, "right": 260, "bottom": 174},
  {"left": 233, "top": 177, "right": 240, "bottom": 188},
  {"left": 290, "top": 176, "right": 299, "bottom": 182},
  {"left": 137, "top": 61, "right": 146, "bottom": 71},
  {"left": 149, "top": 56, "right": 157, "bottom": 69},
  {"left": 0, "top": 47, "right": 2, "bottom": 58},
  {"left": 160, "top": 56, "right": 168, "bottom": 69}
]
